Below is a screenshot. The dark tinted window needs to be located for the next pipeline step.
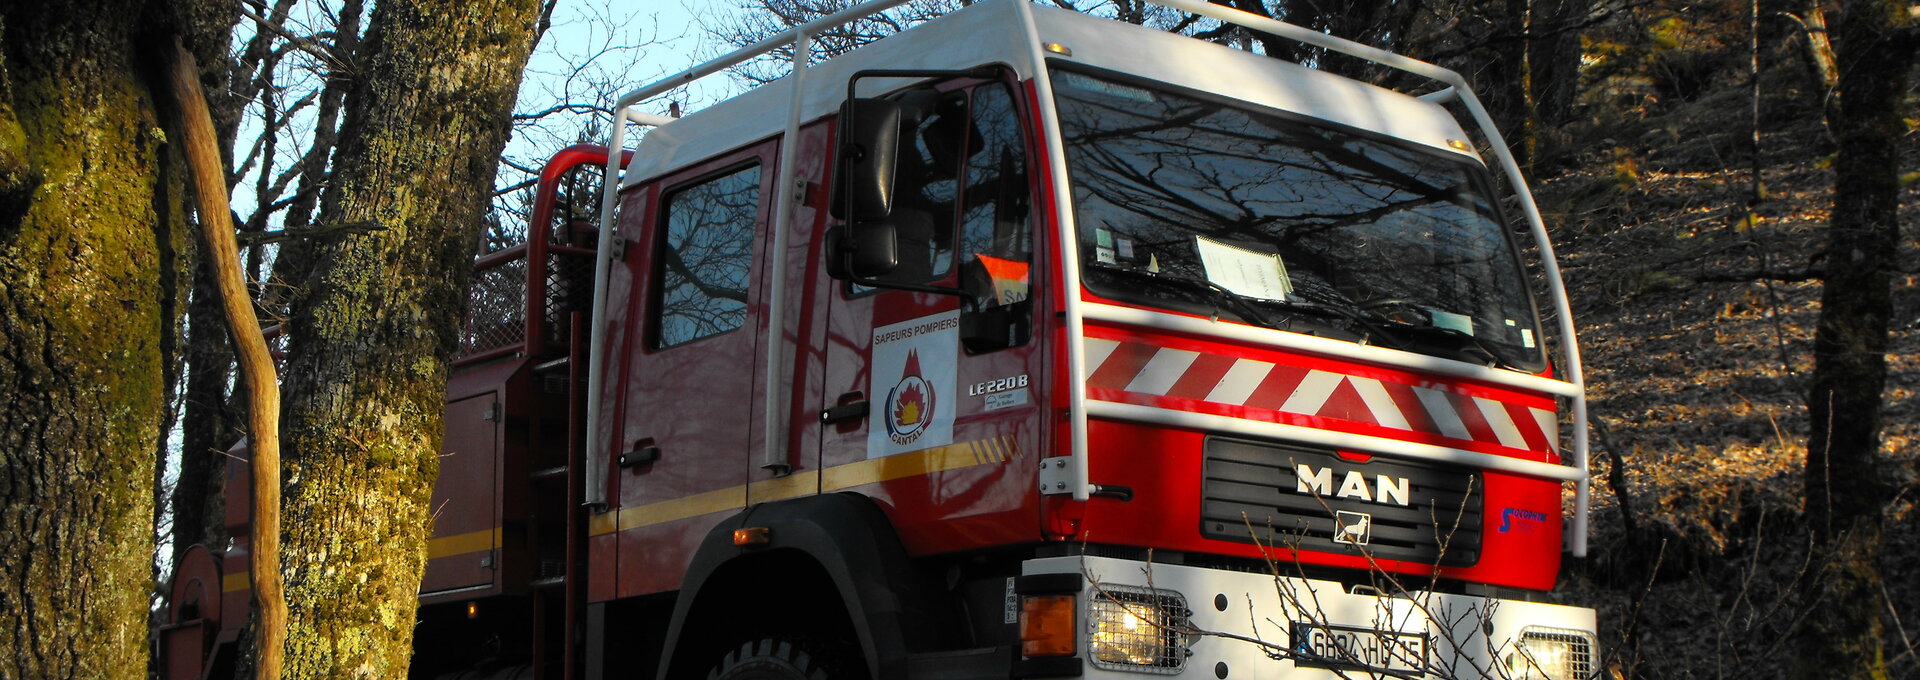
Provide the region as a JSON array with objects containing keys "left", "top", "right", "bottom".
[
  {"left": 958, "top": 84, "right": 1032, "bottom": 308},
  {"left": 1054, "top": 68, "right": 1544, "bottom": 369},
  {"left": 655, "top": 165, "right": 760, "bottom": 348}
]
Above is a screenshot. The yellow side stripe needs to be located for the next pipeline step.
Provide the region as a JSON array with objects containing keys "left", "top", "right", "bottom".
[
  {"left": 595, "top": 485, "right": 749, "bottom": 536},
  {"left": 821, "top": 437, "right": 1008, "bottom": 491},
  {"left": 427, "top": 527, "right": 501, "bottom": 560},
  {"left": 748, "top": 469, "right": 821, "bottom": 503},
  {"left": 219, "top": 436, "right": 1025, "bottom": 584},
  {"left": 219, "top": 527, "right": 505, "bottom": 593},
  {"left": 588, "top": 435, "right": 1020, "bottom": 537}
]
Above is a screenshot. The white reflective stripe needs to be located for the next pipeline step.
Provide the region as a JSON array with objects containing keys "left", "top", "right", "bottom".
[
  {"left": 1205, "top": 359, "right": 1273, "bottom": 405},
  {"left": 1413, "top": 387, "right": 1472, "bottom": 440},
  {"left": 1532, "top": 407, "right": 1560, "bottom": 453},
  {"left": 1085, "top": 401, "right": 1586, "bottom": 482},
  {"left": 1474, "top": 396, "right": 1528, "bottom": 449},
  {"left": 1082, "top": 338, "right": 1121, "bottom": 380},
  {"left": 1125, "top": 348, "right": 1199, "bottom": 395},
  {"left": 1348, "top": 377, "right": 1409, "bottom": 431},
  {"left": 1280, "top": 370, "right": 1342, "bottom": 415},
  {"left": 1080, "top": 302, "right": 1581, "bottom": 397}
]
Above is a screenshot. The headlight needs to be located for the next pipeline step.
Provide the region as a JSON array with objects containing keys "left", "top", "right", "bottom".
[
  {"left": 1508, "top": 627, "right": 1596, "bottom": 680},
  {"left": 1087, "top": 585, "right": 1190, "bottom": 674}
]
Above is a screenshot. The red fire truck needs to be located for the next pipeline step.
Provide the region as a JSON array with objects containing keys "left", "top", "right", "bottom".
[{"left": 161, "top": 0, "right": 1599, "bottom": 678}]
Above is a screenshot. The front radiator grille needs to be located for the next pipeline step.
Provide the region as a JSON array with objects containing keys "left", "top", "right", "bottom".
[{"left": 1201, "top": 437, "right": 1483, "bottom": 566}]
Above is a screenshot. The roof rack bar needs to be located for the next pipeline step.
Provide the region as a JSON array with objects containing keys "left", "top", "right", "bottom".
[
  {"left": 761, "top": 28, "right": 813, "bottom": 475},
  {"left": 607, "top": 0, "right": 918, "bottom": 114}
]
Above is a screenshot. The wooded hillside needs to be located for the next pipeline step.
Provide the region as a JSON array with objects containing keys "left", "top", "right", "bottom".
[{"left": 1529, "top": 1, "right": 1918, "bottom": 674}]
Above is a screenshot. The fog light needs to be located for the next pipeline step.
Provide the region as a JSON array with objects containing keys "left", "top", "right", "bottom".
[
  {"left": 1087, "top": 585, "right": 1190, "bottom": 674},
  {"left": 1509, "top": 627, "right": 1595, "bottom": 680}
]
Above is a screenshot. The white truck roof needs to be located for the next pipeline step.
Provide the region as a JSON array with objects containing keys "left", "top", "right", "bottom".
[{"left": 624, "top": 0, "right": 1479, "bottom": 185}]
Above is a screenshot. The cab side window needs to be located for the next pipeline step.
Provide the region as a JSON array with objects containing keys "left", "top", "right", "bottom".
[
  {"left": 654, "top": 164, "right": 761, "bottom": 348},
  {"left": 957, "top": 84, "right": 1031, "bottom": 308}
]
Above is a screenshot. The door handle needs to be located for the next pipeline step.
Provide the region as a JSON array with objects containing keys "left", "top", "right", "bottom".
[
  {"left": 619, "top": 438, "right": 660, "bottom": 468},
  {"left": 820, "top": 393, "right": 869, "bottom": 425}
]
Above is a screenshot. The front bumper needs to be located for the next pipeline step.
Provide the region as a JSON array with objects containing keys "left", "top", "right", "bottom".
[{"left": 1021, "top": 555, "right": 1598, "bottom": 679}]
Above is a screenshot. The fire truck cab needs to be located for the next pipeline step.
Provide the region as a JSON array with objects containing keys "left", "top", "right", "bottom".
[{"left": 163, "top": 1, "right": 1600, "bottom": 678}]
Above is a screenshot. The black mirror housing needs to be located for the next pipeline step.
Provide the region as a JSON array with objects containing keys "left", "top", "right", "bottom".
[
  {"left": 829, "top": 98, "right": 903, "bottom": 222},
  {"left": 826, "top": 221, "right": 900, "bottom": 280}
]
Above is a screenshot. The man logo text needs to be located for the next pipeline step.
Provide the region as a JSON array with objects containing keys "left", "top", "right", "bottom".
[{"left": 1295, "top": 464, "right": 1411, "bottom": 507}]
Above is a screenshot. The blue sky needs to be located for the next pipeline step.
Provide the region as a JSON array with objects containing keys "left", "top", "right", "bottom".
[{"left": 499, "top": 0, "right": 751, "bottom": 214}]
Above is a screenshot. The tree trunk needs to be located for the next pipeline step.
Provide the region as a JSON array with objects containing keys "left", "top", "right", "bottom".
[
  {"left": 275, "top": 0, "right": 541, "bottom": 675},
  {"left": 177, "top": 264, "right": 239, "bottom": 565},
  {"left": 0, "top": 2, "right": 180, "bottom": 677},
  {"left": 1527, "top": 0, "right": 1586, "bottom": 128},
  {"left": 1794, "top": 0, "right": 1913, "bottom": 677}
]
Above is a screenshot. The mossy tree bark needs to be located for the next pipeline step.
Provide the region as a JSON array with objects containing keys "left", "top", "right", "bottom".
[
  {"left": 1794, "top": 0, "right": 1914, "bottom": 677},
  {"left": 275, "top": 0, "right": 542, "bottom": 675},
  {"left": 0, "top": 1, "right": 188, "bottom": 677}
]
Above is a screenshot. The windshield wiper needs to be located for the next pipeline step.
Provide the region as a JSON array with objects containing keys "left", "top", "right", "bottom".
[
  {"left": 1084, "top": 262, "right": 1283, "bottom": 330},
  {"left": 1369, "top": 318, "right": 1518, "bottom": 370},
  {"left": 1086, "top": 262, "right": 1524, "bottom": 370},
  {"left": 1085, "top": 262, "right": 1393, "bottom": 340}
]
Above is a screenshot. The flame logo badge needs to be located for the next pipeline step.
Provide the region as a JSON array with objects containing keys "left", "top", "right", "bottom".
[{"left": 885, "top": 349, "right": 936, "bottom": 445}]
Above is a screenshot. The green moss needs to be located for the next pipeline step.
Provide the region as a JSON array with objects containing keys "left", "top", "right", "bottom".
[{"left": 0, "top": 4, "right": 170, "bottom": 677}]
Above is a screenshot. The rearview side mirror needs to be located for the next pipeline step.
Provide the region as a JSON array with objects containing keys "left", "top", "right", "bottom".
[
  {"left": 829, "top": 98, "right": 903, "bottom": 222},
  {"left": 826, "top": 221, "right": 900, "bottom": 280}
]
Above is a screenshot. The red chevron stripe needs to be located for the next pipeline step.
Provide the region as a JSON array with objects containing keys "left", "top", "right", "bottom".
[
  {"left": 1447, "top": 391, "right": 1498, "bottom": 446},
  {"left": 1381, "top": 381, "right": 1442, "bottom": 435},
  {"left": 1506, "top": 401, "right": 1553, "bottom": 452},
  {"left": 1082, "top": 338, "right": 1557, "bottom": 454},
  {"left": 1320, "top": 379, "right": 1377, "bottom": 427},
  {"left": 1164, "top": 353, "right": 1237, "bottom": 400},
  {"left": 1088, "top": 341, "right": 1157, "bottom": 390},
  {"left": 1242, "top": 363, "right": 1309, "bottom": 411}
]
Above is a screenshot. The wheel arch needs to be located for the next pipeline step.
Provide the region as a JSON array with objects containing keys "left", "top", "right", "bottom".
[{"left": 655, "top": 493, "right": 950, "bottom": 680}]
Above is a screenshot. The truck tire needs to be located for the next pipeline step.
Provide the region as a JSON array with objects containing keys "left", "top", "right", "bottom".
[{"left": 708, "top": 639, "right": 829, "bottom": 680}]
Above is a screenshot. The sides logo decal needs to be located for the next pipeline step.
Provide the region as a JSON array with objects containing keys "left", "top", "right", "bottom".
[
  {"left": 1497, "top": 508, "right": 1548, "bottom": 534},
  {"left": 869, "top": 310, "right": 959, "bottom": 458}
]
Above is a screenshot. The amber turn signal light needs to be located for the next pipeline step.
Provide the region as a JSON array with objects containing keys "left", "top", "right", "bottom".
[
  {"left": 732, "top": 527, "right": 770, "bottom": 546},
  {"left": 1020, "top": 594, "right": 1076, "bottom": 657}
]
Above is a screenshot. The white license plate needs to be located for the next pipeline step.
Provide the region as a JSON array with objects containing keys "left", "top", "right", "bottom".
[{"left": 1290, "top": 622, "right": 1428, "bottom": 675}]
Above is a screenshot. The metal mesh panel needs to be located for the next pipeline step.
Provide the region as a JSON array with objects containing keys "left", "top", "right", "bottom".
[
  {"left": 542, "top": 252, "right": 594, "bottom": 346},
  {"left": 1087, "top": 585, "right": 1190, "bottom": 674},
  {"left": 460, "top": 258, "right": 527, "bottom": 359}
]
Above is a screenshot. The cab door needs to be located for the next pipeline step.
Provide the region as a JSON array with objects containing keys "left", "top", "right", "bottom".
[
  {"left": 611, "top": 141, "right": 775, "bottom": 597},
  {"left": 817, "top": 78, "right": 1047, "bottom": 555}
]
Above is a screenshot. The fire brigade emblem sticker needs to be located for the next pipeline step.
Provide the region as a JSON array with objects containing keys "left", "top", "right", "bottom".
[{"left": 870, "top": 310, "right": 959, "bottom": 458}]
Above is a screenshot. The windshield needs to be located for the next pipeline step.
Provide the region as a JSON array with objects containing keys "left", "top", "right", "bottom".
[{"left": 1053, "top": 68, "right": 1545, "bottom": 370}]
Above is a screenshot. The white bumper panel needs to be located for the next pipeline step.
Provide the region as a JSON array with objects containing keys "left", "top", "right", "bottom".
[{"left": 1026, "top": 555, "right": 1597, "bottom": 679}]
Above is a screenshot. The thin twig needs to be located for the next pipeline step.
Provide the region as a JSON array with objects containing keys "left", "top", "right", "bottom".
[
  {"left": 236, "top": 220, "right": 385, "bottom": 246},
  {"left": 234, "top": 0, "right": 341, "bottom": 65}
]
